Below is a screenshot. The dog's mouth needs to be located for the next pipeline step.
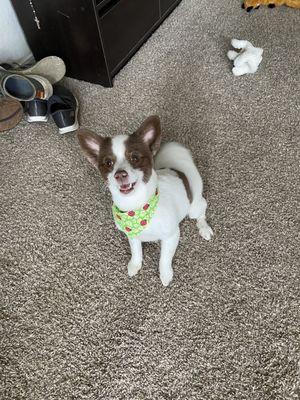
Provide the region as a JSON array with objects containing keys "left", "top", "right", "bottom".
[{"left": 119, "top": 182, "right": 136, "bottom": 194}]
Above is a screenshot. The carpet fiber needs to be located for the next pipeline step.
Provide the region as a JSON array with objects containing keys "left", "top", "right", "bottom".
[{"left": 1, "top": 1, "right": 300, "bottom": 399}]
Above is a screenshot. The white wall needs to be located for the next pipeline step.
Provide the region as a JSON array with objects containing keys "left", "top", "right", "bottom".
[{"left": 0, "top": 0, "right": 32, "bottom": 64}]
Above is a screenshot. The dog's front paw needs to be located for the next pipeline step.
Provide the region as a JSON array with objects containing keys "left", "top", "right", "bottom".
[
  {"left": 197, "top": 220, "right": 214, "bottom": 241},
  {"left": 160, "top": 267, "right": 173, "bottom": 287},
  {"left": 127, "top": 259, "right": 142, "bottom": 277}
]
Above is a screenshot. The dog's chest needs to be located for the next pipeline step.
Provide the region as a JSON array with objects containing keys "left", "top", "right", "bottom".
[{"left": 135, "top": 173, "right": 190, "bottom": 241}]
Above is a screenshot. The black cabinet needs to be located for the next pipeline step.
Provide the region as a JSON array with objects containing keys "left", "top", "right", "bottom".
[
  {"left": 11, "top": 0, "right": 181, "bottom": 87},
  {"left": 161, "top": 0, "right": 179, "bottom": 15},
  {"left": 98, "top": 0, "right": 160, "bottom": 73}
]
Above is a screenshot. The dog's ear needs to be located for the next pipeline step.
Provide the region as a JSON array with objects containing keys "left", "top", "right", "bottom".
[
  {"left": 134, "top": 115, "right": 161, "bottom": 155},
  {"left": 77, "top": 128, "right": 103, "bottom": 168}
]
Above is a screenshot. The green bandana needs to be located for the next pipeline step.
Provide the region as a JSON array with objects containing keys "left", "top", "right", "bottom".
[{"left": 112, "top": 190, "right": 159, "bottom": 238}]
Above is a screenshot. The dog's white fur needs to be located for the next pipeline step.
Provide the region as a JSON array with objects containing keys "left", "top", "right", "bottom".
[
  {"left": 78, "top": 118, "right": 213, "bottom": 286},
  {"left": 110, "top": 138, "right": 213, "bottom": 286}
]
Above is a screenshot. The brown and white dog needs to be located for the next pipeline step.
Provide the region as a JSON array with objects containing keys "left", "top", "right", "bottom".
[{"left": 77, "top": 116, "right": 213, "bottom": 286}]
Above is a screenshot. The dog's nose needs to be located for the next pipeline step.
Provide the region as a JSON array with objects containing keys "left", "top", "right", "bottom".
[{"left": 114, "top": 170, "right": 128, "bottom": 181}]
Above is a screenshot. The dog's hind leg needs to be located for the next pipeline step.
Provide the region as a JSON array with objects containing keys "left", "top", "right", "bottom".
[{"left": 155, "top": 142, "right": 213, "bottom": 241}]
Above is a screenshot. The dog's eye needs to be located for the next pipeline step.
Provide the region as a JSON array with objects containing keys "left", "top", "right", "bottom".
[
  {"left": 104, "top": 158, "right": 113, "bottom": 168},
  {"left": 131, "top": 153, "right": 140, "bottom": 163}
]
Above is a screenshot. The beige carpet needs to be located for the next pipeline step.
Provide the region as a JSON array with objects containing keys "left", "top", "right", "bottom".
[{"left": 1, "top": 1, "right": 300, "bottom": 399}]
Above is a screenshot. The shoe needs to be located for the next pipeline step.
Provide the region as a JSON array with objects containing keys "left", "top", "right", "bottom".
[
  {"left": 0, "top": 69, "right": 35, "bottom": 101},
  {"left": 0, "top": 97, "right": 23, "bottom": 132},
  {"left": 1, "top": 56, "right": 66, "bottom": 84},
  {"left": 48, "top": 85, "right": 79, "bottom": 134},
  {"left": 0, "top": 70, "right": 53, "bottom": 101},
  {"left": 23, "top": 99, "right": 48, "bottom": 123}
]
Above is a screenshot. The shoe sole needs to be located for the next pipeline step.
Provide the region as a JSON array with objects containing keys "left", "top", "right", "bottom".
[
  {"left": 10, "top": 56, "right": 66, "bottom": 84},
  {"left": 26, "top": 114, "right": 48, "bottom": 123},
  {"left": 58, "top": 97, "right": 79, "bottom": 134}
]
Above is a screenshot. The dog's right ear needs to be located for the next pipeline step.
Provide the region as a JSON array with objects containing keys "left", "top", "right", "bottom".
[{"left": 77, "top": 128, "right": 103, "bottom": 168}]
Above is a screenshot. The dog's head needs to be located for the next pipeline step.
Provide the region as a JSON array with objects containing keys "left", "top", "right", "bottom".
[{"left": 77, "top": 116, "right": 161, "bottom": 197}]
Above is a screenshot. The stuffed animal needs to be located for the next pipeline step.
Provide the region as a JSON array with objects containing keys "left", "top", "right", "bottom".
[
  {"left": 227, "top": 39, "right": 263, "bottom": 76},
  {"left": 242, "top": 0, "right": 300, "bottom": 12}
]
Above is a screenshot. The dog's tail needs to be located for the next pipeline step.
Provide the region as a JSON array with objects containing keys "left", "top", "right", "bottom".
[{"left": 154, "top": 142, "right": 204, "bottom": 218}]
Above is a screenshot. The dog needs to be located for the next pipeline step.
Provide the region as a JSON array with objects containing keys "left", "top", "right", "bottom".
[{"left": 77, "top": 116, "right": 213, "bottom": 286}]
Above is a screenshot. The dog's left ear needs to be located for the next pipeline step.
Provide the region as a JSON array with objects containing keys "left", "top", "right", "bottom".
[{"left": 134, "top": 115, "right": 161, "bottom": 155}]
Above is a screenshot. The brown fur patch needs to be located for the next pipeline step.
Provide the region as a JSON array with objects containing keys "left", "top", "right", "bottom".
[
  {"left": 98, "top": 138, "right": 115, "bottom": 180},
  {"left": 125, "top": 134, "right": 153, "bottom": 183},
  {"left": 135, "top": 115, "right": 161, "bottom": 155},
  {"left": 77, "top": 129, "right": 114, "bottom": 181},
  {"left": 171, "top": 169, "right": 193, "bottom": 203},
  {"left": 124, "top": 115, "right": 162, "bottom": 183}
]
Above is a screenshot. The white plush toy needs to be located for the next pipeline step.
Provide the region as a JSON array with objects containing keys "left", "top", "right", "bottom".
[{"left": 227, "top": 39, "right": 263, "bottom": 76}]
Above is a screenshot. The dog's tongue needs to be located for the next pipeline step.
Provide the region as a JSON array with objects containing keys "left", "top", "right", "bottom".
[
  {"left": 120, "top": 184, "right": 131, "bottom": 194},
  {"left": 120, "top": 183, "right": 135, "bottom": 194},
  {"left": 120, "top": 184, "right": 130, "bottom": 190}
]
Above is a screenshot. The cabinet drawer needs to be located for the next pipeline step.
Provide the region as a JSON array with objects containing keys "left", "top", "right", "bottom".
[{"left": 98, "top": 0, "right": 159, "bottom": 73}]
